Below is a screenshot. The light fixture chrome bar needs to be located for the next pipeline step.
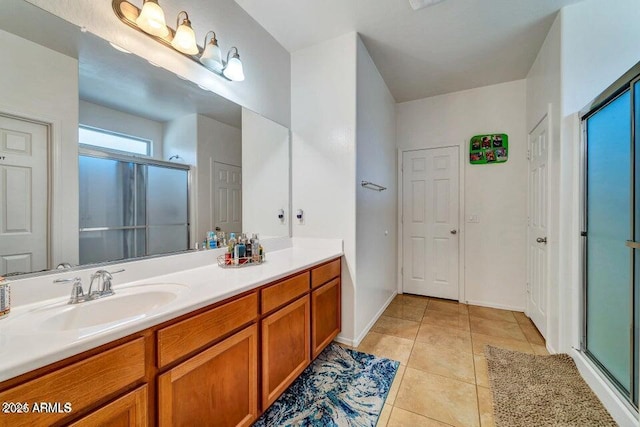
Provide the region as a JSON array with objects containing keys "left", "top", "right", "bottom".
[{"left": 111, "top": 0, "right": 243, "bottom": 81}]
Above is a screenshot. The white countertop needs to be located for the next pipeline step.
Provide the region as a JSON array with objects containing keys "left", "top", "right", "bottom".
[{"left": 0, "top": 239, "right": 343, "bottom": 382}]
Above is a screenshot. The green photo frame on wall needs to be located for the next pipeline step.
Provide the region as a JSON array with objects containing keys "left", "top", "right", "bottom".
[{"left": 469, "top": 133, "right": 508, "bottom": 164}]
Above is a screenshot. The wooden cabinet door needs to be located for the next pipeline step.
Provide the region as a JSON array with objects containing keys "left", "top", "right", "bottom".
[
  {"left": 261, "top": 295, "right": 310, "bottom": 409},
  {"left": 158, "top": 324, "right": 258, "bottom": 427},
  {"left": 312, "top": 278, "right": 341, "bottom": 358},
  {"left": 68, "top": 385, "right": 147, "bottom": 427}
]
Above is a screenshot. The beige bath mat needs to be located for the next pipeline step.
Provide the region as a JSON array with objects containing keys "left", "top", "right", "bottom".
[{"left": 485, "top": 346, "right": 617, "bottom": 426}]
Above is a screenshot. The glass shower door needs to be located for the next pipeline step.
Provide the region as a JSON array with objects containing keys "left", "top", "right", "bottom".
[{"left": 585, "top": 90, "right": 632, "bottom": 395}]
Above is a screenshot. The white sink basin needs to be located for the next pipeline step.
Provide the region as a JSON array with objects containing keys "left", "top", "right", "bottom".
[{"left": 32, "top": 283, "right": 188, "bottom": 332}]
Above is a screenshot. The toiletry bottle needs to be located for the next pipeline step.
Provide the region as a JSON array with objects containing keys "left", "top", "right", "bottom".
[
  {"left": 246, "top": 233, "right": 253, "bottom": 261},
  {"left": 252, "top": 234, "right": 260, "bottom": 262},
  {"left": 0, "top": 277, "right": 10, "bottom": 319},
  {"left": 237, "top": 237, "right": 247, "bottom": 264},
  {"left": 229, "top": 233, "right": 238, "bottom": 264}
]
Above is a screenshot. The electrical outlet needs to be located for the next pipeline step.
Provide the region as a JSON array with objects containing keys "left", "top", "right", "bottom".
[{"left": 468, "top": 214, "right": 479, "bottom": 223}]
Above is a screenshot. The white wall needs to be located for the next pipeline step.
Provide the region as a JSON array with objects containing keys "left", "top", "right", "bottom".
[
  {"left": 397, "top": 80, "right": 527, "bottom": 310},
  {"left": 525, "top": 15, "right": 562, "bottom": 352},
  {"left": 196, "top": 115, "right": 242, "bottom": 241},
  {"left": 242, "top": 108, "right": 290, "bottom": 238},
  {"left": 355, "top": 37, "right": 397, "bottom": 338},
  {"left": 0, "top": 29, "right": 79, "bottom": 268},
  {"left": 292, "top": 33, "right": 358, "bottom": 342},
  {"left": 79, "top": 100, "right": 164, "bottom": 159},
  {"left": 26, "top": 0, "right": 291, "bottom": 127}
]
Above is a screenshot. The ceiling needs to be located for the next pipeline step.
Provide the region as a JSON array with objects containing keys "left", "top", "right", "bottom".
[{"left": 233, "top": 0, "right": 584, "bottom": 102}]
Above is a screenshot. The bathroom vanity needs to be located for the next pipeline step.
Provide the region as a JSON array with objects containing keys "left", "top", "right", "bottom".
[{"left": 0, "top": 243, "right": 342, "bottom": 427}]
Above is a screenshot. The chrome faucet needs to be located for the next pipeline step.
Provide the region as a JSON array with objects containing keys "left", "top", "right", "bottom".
[
  {"left": 87, "top": 269, "right": 124, "bottom": 299},
  {"left": 54, "top": 269, "right": 125, "bottom": 304}
]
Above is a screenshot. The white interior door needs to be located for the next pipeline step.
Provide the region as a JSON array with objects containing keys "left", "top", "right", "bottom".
[
  {"left": 527, "top": 117, "right": 549, "bottom": 336},
  {"left": 402, "top": 147, "right": 459, "bottom": 300},
  {"left": 213, "top": 162, "right": 242, "bottom": 235},
  {"left": 0, "top": 115, "right": 48, "bottom": 275}
]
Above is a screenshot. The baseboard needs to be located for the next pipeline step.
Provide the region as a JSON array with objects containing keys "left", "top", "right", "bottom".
[
  {"left": 350, "top": 290, "right": 398, "bottom": 348},
  {"left": 334, "top": 335, "right": 354, "bottom": 347},
  {"left": 571, "top": 349, "right": 638, "bottom": 427},
  {"left": 464, "top": 299, "right": 525, "bottom": 312}
]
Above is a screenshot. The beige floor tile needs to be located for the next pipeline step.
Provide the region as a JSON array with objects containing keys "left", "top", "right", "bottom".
[
  {"left": 531, "top": 344, "right": 550, "bottom": 355},
  {"left": 384, "top": 300, "right": 426, "bottom": 321},
  {"left": 372, "top": 316, "right": 421, "bottom": 340},
  {"left": 387, "top": 407, "right": 452, "bottom": 426},
  {"left": 395, "top": 368, "right": 480, "bottom": 427},
  {"left": 518, "top": 322, "right": 545, "bottom": 345},
  {"left": 422, "top": 310, "right": 470, "bottom": 331},
  {"left": 377, "top": 404, "right": 393, "bottom": 426},
  {"left": 357, "top": 332, "right": 415, "bottom": 365},
  {"left": 469, "top": 317, "right": 528, "bottom": 342},
  {"left": 427, "top": 299, "right": 468, "bottom": 314},
  {"left": 398, "top": 294, "right": 430, "bottom": 309},
  {"left": 386, "top": 364, "right": 406, "bottom": 405},
  {"left": 477, "top": 386, "right": 495, "bottom": 427},
  {"left": 415, "top": 323, "right": 472, "bottom": 352},
  {"left": 468, "top": 306, "right": 516, "bottom": 323},
  {"left": 471, "top": 333, "right": 534, "bottom": 355},
  {"left": 473, "top": 353, "right": 490, "bottom": 388},
  {"left": 408, "top": 341, "right": 476, "bottom": 384},
  {"left": 512, "top": 311, "right": 530, "bottom": 325}
]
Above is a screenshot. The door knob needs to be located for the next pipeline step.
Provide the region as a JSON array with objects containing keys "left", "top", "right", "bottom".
[
  {"left": 450, "top": 229, "right": 457, "bottom": 235},
  {"left": 536, "top": 237, "right": 547, "bottom": 244}
]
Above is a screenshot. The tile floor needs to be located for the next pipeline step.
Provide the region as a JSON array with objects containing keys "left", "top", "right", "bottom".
[{"left": 353, "top": 294, "right": 548, "bottom": 427}]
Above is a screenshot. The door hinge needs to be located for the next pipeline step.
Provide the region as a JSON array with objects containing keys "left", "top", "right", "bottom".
[
  {"left": 526, "top": 282, "right": 531, "bottom": 293},
  {"left": 527, "top": 149, "right": 531, "bottom": 160}
]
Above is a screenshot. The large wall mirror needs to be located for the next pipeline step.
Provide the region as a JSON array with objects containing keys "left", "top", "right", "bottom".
[{"left": 0, "top": 0, "right": 291, "bottom": 277}]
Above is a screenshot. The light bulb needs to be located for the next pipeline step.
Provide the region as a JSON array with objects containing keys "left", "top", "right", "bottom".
[
  {"left": 171, "top": 14, "right": 199, "bottom": 55},
  {"left": 223, "top": 49, "right": 245, "bottom": 81},
  {"left": 136, "top": 0, "right": 169, "bottom": 38},
  {"left": 200, "top": 33, "right": 223, "bottom": 72}
]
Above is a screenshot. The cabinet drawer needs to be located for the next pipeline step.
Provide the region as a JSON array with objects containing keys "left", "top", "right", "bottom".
[
  {"left": 157, "top": 292, "right": 258, "bottom": 368},
  {"left": 311, "top": 258, "right": 341, "bottom": 289},
  {"left": 0, "top": 337, "right": 146, "bottom": 427},
  {"left": 261, "top": 272, "right": 309, "bottom": 314}
]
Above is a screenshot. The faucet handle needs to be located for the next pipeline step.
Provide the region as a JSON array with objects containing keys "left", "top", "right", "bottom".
[
  {"left": 54, "top": 277, "right": 85, "bottom": 304},
  {"left": 90, "top": 269, "right": 125, "bottom": 296}
]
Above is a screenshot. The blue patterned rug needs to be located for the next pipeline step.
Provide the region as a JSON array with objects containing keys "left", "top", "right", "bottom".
[{"left": 253, "top": 343, "right": 399, "bottom": 427}]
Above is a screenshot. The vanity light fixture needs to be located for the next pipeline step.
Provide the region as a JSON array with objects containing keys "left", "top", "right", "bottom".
[
  {"left": 223, "top": 47, "right": 245, "bottom": 82},
  {"left": 136, "top": 0, "right": 169, "bottom": 37},
  {"left": 200, "top": 31, "right": 223, "bottom": 72},
  {"left": 171, "top": 11, "right": 199, "bottom": 55},
  {"left": 112, "top": 0, "right": 246, "bottom": 82}
]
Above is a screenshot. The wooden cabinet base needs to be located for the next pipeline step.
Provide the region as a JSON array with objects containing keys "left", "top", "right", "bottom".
[
  {"left": 69, "top": 385, "right": 147, "bottom": 427},
  {"left": 312, "top": 278, "right": 341, "bottom": 358},
  {"left": 158, "top": 324, "right": 259, "bottom": 427},
  {"left": 261, "top": 296, "right": 311, "bottom": 409}
]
